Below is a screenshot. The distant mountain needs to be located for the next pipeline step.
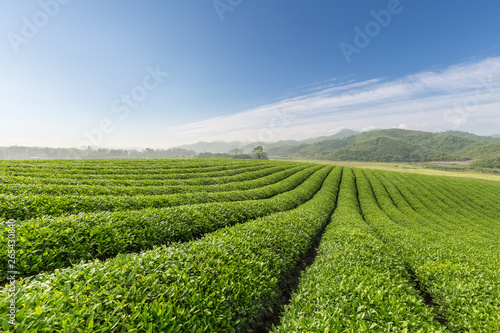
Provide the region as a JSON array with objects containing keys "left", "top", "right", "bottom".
[
  {"left": 298, "top": 129, "right": 359, "bottom": 144},
  {"left": 177, "top": 129, "right": 360, "bottom": 154},
  {"left": 175, "top": 129, "right": 500, "bottom": 166},
  {"left": 491, "top": 134, "right": 500, "bottom": 139},
  {"left": 178, "top": 141, "right": 245, "bottom": 154}
]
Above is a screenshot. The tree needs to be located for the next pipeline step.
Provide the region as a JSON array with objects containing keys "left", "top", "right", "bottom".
[{"left": 252, "top": 146, "right": 267, "bottom": 159}]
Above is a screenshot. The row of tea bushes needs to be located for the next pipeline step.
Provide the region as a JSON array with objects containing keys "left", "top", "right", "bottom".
[
  {"left": 1, "top": 167, "right": 343, "bottom": 332},
  {"left": 0, "top": 166, "right": 333, "bottom": 281}
]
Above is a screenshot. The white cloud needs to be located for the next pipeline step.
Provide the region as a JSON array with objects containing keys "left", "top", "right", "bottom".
[{"left": 161, "top": 56, "right": 500, "bottom": 147}]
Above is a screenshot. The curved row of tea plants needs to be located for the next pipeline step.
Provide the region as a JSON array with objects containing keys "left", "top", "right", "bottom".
[
  {"left": 0, "top": 164, "right": 323, "bottom": 220},
  {"left": 274, "top": 168, "right": 445, "bottom": 332},
  {"left": 377, "top": 171, "right": 500, "bottom": 243},
  {"left": 406, "top": 173, "right": 500, "bottom": 222},
  {"left": 366, "top": 169, "right": 499, "bottom": 266},
  {"left": 0, "top": 166, "right": 333, "bottom": 281},
  {"left": 363, "top": 170, "right": 491, "bottom": 241},
  {"left": 0, "top": 164, "right": 306, "bottom": 196},
  {"left": 1, "top": 166, "right": 343, "bottom": 332},
  {"left": 355, "top": 168, "right": 500, "bottom": 332},
  {"left": 0, "top": 158, "right": 263, "bottom": 173},
  {"left": 0, "top": 162, "right": 276, "bottom": 182},
  {"left": 0, "top": 158, "right": 269, "bottom": 172},
  {"left": 383, "top": 171, "right": 500, "bottom": 266},
  {"left": 0, "top": 163, "right": 300, "bottom": 187}
]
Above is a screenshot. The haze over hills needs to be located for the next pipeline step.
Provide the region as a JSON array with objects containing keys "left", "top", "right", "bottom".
[
  {"left": 177, "top": 129, "right": 500, "bottom": 168},
  {"left": 177, "top": 129, "right": 360, "bottom": 153},
  {"left": 270, "top": 129, "right": 500, "bottom": 162},
  {"left": 1, "top": 129, "right": 500, "bottom": 169}
]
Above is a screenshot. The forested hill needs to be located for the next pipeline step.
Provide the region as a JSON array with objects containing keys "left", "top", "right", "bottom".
[{"left": 268, "top": 129, "right": 500, "bottom": 164}]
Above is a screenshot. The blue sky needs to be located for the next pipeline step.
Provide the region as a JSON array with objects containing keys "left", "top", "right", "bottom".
[{"left": 1, "top": 0, "right": 500, "bottom": 148}]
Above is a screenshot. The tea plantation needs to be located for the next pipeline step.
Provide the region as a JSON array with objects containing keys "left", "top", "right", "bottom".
[{"left": 1, "top": 159, "right": 499, "bottom": 332}]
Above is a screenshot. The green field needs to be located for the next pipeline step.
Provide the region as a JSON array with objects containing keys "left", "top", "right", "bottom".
[{"left": 1, "top": 159, "right": 499, "bottom": 332}]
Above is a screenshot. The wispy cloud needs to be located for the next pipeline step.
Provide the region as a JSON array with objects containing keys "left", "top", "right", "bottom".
[{"left": 163, "top": 57, "right": 500, "bottom": 147}]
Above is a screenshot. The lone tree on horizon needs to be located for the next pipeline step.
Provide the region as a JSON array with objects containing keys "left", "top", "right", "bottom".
[{"left": 252, "top": 146, "right": 267, "bottom": 159}]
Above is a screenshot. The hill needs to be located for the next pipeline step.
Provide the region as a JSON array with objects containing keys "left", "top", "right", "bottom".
[
  {"left": 299, "top": 129, "right": 360, "bottom": 144},
  {"left": 284, "top": 129, "right": 500, "bottom": 163},
  {"left": 177, "top": 129, "right": 360, "bottom": 153},
  {"left": 2, "top": 129, "right": 499, "bottom": 167},
  {"left": 443, "top": 131, "right": 500, "bottom": 143},
  {"left": 175, "top": 129, "right": 500, "bottom": 164},
  {"left": 469, "top": 153, "right": 500, "bottom": 169},
  {"left": 177, "top": 141, "right": 245, "bottom": 153}
]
